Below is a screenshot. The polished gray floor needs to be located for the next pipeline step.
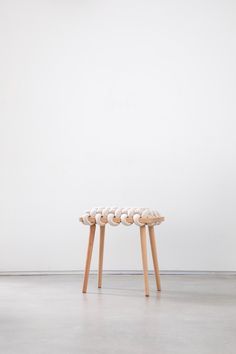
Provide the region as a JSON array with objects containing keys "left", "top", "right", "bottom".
[{"left": 0, "top": 274, "right": 235, "bottom": 354}]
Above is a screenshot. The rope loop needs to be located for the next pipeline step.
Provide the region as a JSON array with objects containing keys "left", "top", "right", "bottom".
[
  {"left": 95, "top": 213, "right": 106, "bottom": 226},
  {"left": 133, "top": 213, "right": 145, "bottom": 226},
  {"left": 81, "top": 213, "right": 94, "bottom": 226},
  {"left": 121, "top": 213, "right": 132, "bottom": 226},
  {"left": 107, "top": 213, "right": 120, "bottom": 226}
]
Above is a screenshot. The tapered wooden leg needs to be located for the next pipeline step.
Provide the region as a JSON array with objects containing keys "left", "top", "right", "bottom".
[
  {"left": 98, "top": 225, "right": 105, "bottom": 288},
  {"left": 140, "top": 225, "right": 149, "bottom": 297},
  {"left": 82, "top": 224, "right": 96, "bottom": 293},
  {"left": 148, "top": 226, "right": 161, "bottom": 291}
]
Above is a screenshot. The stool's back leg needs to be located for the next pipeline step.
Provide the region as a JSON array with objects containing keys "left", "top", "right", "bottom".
[
  {"left": 140, "top": 225, "right": 150, "bottom": 297},
  {"left": 98, "top": 225, "right": 105, "bottom": 288},
  {"left": 82, "top": 224, "right": 96, "bottom": 293},
  {"left": 148, "top": 226, "right": 161, "bottom": 291}
]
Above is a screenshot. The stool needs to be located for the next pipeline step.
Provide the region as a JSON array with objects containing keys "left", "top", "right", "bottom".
[{"left": 79, "top": 207, "right": 165, "bottom": 297}]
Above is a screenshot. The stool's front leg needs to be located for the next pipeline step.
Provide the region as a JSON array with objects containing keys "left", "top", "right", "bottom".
[
  {"left": 140, "top": 225, "right": 150, "bottom": 297},
  {"left": 82, "top": 224, "right": 96, "bottom": 293},
  {"left": 98, "top": 225, "right": 105, "bottom": 288},
  {"left": 148, "top": 226, "right": 161, "bottom": 291}
]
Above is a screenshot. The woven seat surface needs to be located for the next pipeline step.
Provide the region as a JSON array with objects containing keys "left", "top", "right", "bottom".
[{"left": 80, "top": 207, "right": 164, "bottom": 226}]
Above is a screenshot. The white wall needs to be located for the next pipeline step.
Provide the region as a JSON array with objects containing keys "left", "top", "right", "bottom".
[{"left": 1, "top": 0, "right": 236, "bottom": 272}]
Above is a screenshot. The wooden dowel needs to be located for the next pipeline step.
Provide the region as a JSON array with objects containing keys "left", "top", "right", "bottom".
[
  {"left": 148, "top": 226, "right": 161, "bottom": 291},
  {"left": 140, "top": 225, "right": 149, "bottom": 297},
  {"left": 98, "top": 225, "right": 105, "bottom": 288},
  {"left": 82, "top": 224, "right": 96, "bottom": 293}
]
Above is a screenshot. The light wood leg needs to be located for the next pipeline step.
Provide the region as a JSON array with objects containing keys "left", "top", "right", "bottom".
[
  {"left": 148, "top": 226, "right": 161, "bottom": 291},
  {"left": 82, "top": 224, "right": 96, "bottom": 293},
  {"left": 140, "top": 225, "right": 149, "bottom": 297},
  {"left": 98, "top": 225, "right": 105, "bottom": 288}
]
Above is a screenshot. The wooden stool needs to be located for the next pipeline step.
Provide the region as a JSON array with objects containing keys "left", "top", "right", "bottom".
[{"left": 79, "top": 207, "right": 165, "bottom": 297}]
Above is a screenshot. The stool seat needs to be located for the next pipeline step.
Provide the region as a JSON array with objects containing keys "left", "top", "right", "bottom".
[
  {"left": 80, "top": 207, "right": 165, "bottom": 227},
  {"left": 79, "top": 206, "right": 165, "bottom": 297}
]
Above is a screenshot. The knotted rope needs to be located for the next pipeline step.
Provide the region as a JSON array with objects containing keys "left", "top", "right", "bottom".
[{"left": 81, "top": 207, "right": 162, "bottom": 227}]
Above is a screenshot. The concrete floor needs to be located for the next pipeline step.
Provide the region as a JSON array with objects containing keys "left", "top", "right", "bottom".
[{"left": 0, "top": 274, "right": 235, "bottom": 354}]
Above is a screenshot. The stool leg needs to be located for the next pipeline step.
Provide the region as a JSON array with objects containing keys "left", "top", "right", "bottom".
[
  {"left": 82, "top": 224, "right": 96, "bottom": 293},
  {"left": 98, "top": 225, "right": 105, "bottom": 288},
  {"left": 148, "top": 226, "right": 161, "bottom": 291},
  {"left": 140, "top": 225, "right": 150, "bottom": 297}
]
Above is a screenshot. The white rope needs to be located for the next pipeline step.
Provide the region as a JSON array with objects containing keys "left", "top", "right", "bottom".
[
  {"left": 81, "top": 207, "right": 161, "bottom": 226},
  {"left": 95, "top": 213, "right": 106, "bottom": 226},
  {"left": 133, "top": 213, "right": 145, "bottom": 226},
  {"left": 90, "top": 207, "right": 97, "bottom": 216},
  {"left": 114, "top": 208, "right": 123, "bottom": 217},
  {"left": 102, "top": 207, "right": 111, "bottom": 216},
  {"left": 81, "top": 213, "right": 94, "bottom": 226},
  {"left": 107, "top": 213, "right": 119, "bottom": 226},
  {"left": 121, "top": 213, "right": 133, "bottom": 226},
  {"left": 127, "top": 208, "right": 136, "bottom": 217}
]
